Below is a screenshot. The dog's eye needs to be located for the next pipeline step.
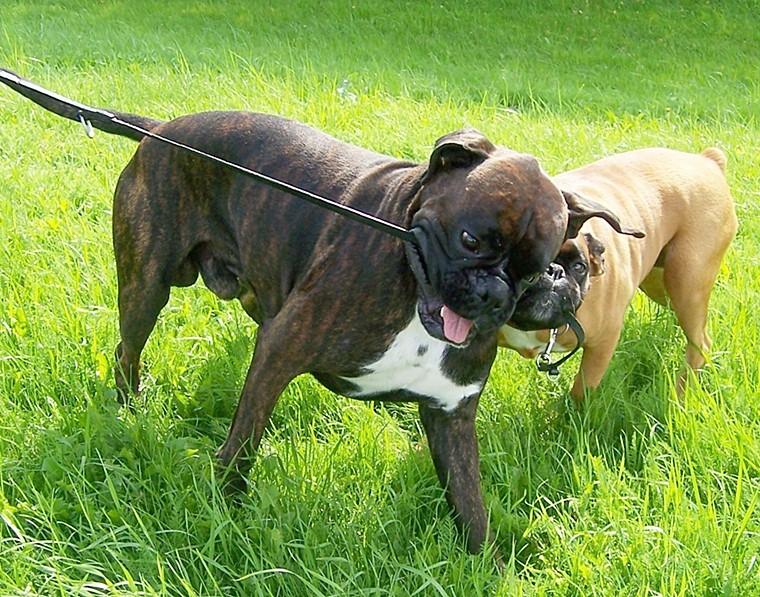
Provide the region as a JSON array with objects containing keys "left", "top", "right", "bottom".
[
  {"left": 460, "top": 230, "right": 480, "bottom": 253},
  {"left": 573, "top": 262, "right": 588, "bottom": 275}
]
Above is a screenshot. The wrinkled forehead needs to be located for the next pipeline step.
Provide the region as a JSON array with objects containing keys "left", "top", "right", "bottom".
[
  {"left": 468, "top": 152, "right": 567, "bottom": 261},
  {"left": 477, "top": 147, "right": 562, "bottom": 200}
]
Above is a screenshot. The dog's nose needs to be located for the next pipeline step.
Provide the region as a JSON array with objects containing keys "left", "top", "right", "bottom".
[
  {"left": 477, "top": 276, "right": 510, "bottom": 303},
  {"left": 548, "top": 263, "right": 565, "bottom": 281},
  {"left": 487, "top": 278, "right": 516, "bottom": 316}
]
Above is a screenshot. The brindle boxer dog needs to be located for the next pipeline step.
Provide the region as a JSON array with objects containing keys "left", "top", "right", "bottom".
[
  {"left": 1, "top": 68, "right": 639, "bottom": 556},
  {"left": 500, "top": 147, "right": 736, "bottom": 402}
]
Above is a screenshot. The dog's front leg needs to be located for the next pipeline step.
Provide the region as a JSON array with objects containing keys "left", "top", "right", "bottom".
[
  {"left": 418, "top": 394, "right": 491, "bottom": 555},
  {"left": 215, "top": 317, "right": 304, "bottom": 495}
]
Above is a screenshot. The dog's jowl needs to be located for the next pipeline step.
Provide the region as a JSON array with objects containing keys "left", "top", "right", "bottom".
[{"left": 1, "top": 68, "right": 639, "bottom": 556}]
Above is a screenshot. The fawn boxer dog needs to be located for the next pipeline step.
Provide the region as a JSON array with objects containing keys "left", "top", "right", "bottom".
[
  {"left": 1, "top": 68, "right": 639, "bottom": 556},
  {"left": 500, "top": 147, "right": 737, "bottom": 402}
]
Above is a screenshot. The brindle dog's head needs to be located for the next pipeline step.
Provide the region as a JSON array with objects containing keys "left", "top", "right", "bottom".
[{"left": 404, "top": 129, "right": 641, "bottom": 346}]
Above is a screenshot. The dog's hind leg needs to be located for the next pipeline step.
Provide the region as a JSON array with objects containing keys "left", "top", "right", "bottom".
[
  {"left": 664, "top": 261, "right": 716, "bottom": 374},
  {"left": 114, "top": 267, "right": 172, "bottom": 399},
  {"left": 662, "top": 233, "right": 733, "bottom": 391}
]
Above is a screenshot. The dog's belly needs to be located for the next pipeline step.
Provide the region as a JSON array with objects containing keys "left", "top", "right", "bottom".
[{"left": 339, "top": 311, "right": 483, "bottom": 411}]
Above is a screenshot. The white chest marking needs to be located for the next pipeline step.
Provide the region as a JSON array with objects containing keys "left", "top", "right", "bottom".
[{"left": 341, "top": 312, "right": 483, "bottom": 411}]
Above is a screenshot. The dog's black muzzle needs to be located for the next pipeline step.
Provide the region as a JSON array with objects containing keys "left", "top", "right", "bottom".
[
  {"left": 407, "top": 225, "right": 519, "bottom": 345},
  {"left": 510, "top": 262, "right": 584, "bottom": 331}
]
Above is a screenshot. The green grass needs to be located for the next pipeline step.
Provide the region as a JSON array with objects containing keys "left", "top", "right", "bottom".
[{"left": 1, "top": 1, "right": 759, "bottom": 595}]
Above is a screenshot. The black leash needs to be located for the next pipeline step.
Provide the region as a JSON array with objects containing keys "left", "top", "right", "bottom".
[
  {"left": 0, "top": 69, "right": 417, "bottom": 245},
  {"left": 535, "top": 312, "right": 585, "bottom": 379}
]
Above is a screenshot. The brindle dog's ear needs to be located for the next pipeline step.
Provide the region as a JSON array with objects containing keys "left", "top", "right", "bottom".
[
  {"left": 562, "top": 190, "right": 646, "bottom": 240},
  {"left": 583, "top": 232, "right": 606, "bottom": 276},
  {"left": 419, "top": 128, "right": 496, "bottom": 186}
]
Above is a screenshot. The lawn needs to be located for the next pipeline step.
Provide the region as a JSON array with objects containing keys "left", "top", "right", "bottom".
[{"left": 1, "top": 1, "right": 759, "bottom": 595}]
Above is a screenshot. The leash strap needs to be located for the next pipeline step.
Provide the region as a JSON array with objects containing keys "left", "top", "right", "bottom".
[
  {"left": 0, "top": 69, "right": 417, "bottom": 245},
  {"left": 535, "top": 312, "right": 585, "bottom": 378}
]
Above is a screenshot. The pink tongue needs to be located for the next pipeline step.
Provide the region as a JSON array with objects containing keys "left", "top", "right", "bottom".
[{"left": 441, "top": 305, "right": 473, "bottom": 344}]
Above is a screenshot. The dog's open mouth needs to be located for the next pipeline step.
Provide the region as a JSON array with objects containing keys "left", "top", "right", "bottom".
[
  {"left": 417, "top": 296, "right": 474, "bottom": 345},
  {"left": 406, "top": 238, "right": 474, "bottom": 346},
  {"left": 441, "top": 305, "right": 473, "bottom": 344}
]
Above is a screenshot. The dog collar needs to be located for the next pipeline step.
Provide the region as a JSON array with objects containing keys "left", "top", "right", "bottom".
[{"left": 535, "top": 313, "right": 585, "bottom": 379}]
